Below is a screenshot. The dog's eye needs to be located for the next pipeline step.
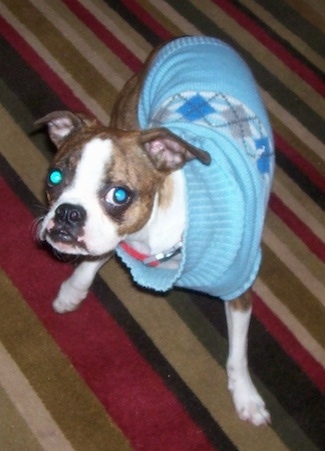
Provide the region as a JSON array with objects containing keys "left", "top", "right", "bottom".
[
  {"left": 48, "top": 168, "right": 63, "bottom": 186},
  {"left": 105, "top": 186, "right": 130, "bottom": 206}
]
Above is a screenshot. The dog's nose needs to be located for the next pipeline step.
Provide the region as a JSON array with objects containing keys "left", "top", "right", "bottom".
[{"left": 54, "top": 203, "right": 86, "bottom": 226}]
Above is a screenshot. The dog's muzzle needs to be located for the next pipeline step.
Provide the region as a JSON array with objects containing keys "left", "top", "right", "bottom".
[{"left": 48, "top": 203, "right": 86, "bottom": 245}]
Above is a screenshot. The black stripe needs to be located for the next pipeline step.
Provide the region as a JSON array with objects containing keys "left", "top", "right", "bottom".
[
  {"left": 253, "top": 0, "right": 325, "bottom": 56},
  {"left": 0, "top": 35, "right": 67, "bottom": 120},
  {"left": 189, "top": 292, "right": 325, "bottom": 450},
  {"left": 102, "top": 0, "right": 163, "bottom": 47},
  {"left": 0, "top": 153, "right": 46, "bottom": 220},
  {"left": 0, "top": 35, "right": 69, "bottom": 164},
  {"left": 229, "top": 0, "right": 324, "bottom": 80},
  {"left": 276, "top": 149, "right": 325, "bottom": 210}
]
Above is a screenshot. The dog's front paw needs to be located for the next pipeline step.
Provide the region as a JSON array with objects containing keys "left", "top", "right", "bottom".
[
  {"left": 228, "top": 366, "right": 271, "bottom": 426},
  {"left": 52, "top": 280, "right": 88, "bottom": 313}
]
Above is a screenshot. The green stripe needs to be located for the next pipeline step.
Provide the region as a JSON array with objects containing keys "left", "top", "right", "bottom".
[
  {"left": 261, "top": 245, "right": 325, "bottom": 346},
  {"left": 253, "top": 0, "right": 325, "bottom": 55},
  {"left": 3, "top": 0, "right": 116, "bottom": 112},
  {"left": 0, "top": 270, "right": 131, "bottom": 451}
]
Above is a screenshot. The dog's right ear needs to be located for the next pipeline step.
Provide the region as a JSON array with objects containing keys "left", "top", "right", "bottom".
[
  {"left": 34, "top": 111, "right": 100, "bottom": 148},
  {"left": 139, "top": 127, "right": 211, "bottom": 171}
]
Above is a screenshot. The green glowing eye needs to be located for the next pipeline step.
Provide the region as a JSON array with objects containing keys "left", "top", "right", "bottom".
[{"left": 48, "top": 169, "right": 63, "bottom": 186}]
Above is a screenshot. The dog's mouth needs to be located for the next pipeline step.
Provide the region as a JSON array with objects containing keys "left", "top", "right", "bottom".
[{"left": 43, "top": 225, "right": 88, "bottom": 255}]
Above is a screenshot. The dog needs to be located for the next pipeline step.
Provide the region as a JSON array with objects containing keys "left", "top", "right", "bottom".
[{"left": 36, "top": 36, "right": 274, "bottom": 426}]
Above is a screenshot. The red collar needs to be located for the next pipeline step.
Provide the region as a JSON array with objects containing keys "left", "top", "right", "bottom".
[
  {"left": 119, "top": 241, "right": 182, "bottom": 267},
  {"left": 119, "top": 242, "right": 160, "bottom": 267}
]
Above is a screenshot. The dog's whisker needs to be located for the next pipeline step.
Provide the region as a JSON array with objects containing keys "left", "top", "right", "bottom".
[{"left": 30, "top": 216, "right": 45, "bottom": 245}]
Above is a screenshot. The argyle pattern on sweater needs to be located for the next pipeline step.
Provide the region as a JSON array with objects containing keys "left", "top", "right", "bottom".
[{"left": 151, "top": 91, "right": 273, "bottom": 179}]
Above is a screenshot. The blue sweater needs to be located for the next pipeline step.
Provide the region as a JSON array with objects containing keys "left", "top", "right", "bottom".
[{"left": 117, "top": 36, "right": 274, "bottom": 301}]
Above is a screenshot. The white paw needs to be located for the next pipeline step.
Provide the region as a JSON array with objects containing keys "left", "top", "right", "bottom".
[
  {"left": 228, "top": 367, "right": 271, "bottom": 426},
  {"left": 231, "top": 387, "right": 271, "bottom": 426},
  {"left": 52, "top": 280, "right": 87, "bottom": 314}
]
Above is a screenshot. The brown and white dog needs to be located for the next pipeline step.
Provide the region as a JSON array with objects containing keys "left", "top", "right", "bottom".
[{"left": 36, "top": 37, "right": 272, "bottom": 426}]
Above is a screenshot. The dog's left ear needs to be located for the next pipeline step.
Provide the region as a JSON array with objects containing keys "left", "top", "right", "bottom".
[
  {"left": 34, "top": 111, "right": 100, "bottom": 148},
  {"left": 139, "top": 128, "right": 211, "bottom": 171}
]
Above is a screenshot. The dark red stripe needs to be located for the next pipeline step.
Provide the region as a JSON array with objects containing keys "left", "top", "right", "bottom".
[
  {"left": 253, "top": 292, "right": 325, "bottom": 393},
  {"left": 275, "top": 133, "right": 325, "bottom": 193},
  {"left": 0, "top": 177, "right": 215, "bottom": 450},
  {"left": 214, "top": 0, "right": 325, "bottom": 96},
  {"left": 62, "top": 0, "right": 143, "bottom": 72},
  {"left": 269, "top": 193, "right": 325, "bottom": 262},
  {"left": 121, "top": 0, "right": 173, "bottom": 41},
  {"left": 0, "top": 16, "right": 88, "bottom": 113}
]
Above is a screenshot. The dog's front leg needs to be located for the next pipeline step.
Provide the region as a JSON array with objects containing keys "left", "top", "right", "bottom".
[
  {"left": 225, "top": 289, "right": 271, "bottom": 426},
  {"left": 53, "top": 257, "right": 109, "bottom": 313}
]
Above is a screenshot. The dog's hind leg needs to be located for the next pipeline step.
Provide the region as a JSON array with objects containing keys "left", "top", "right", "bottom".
[
  {"left": 225, "top": 289, "right": 271, "bottom": 426},
  {"left": 53, "top": 257, "right": 109, "bottom": 313}
]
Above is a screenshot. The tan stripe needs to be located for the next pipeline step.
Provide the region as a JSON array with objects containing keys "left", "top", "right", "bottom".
[
  {"left": 271, "top": 113, "right": 325, "bottom": 177},
  {"left": 186, "top": 0, "right": 325, "bottom": 118},
  {"left": 0, "top": 385, "right": 43, "bottom": 451},
  {"left": 274, "top": 168, "right": 325, "bottom": 240},
  {"left": 267, "top": 209, "right": 325, "bottom": 284},
  {"left": 101, "top": 260, "right": 289, "bottom": 450},
  {"left": 284, "top": 0, "right": 325, "bottom": 31},
  {"left": 0, "top": 104, "right": 48, "bottom": 200},
  {"left": 29, "top": 0, "right": 129, "bottom": 91},
  {"left": 0, "top": 269, "right": 131, "bottom": 450},
  {"left": 0, "top": 341, "right": 74, "bottom": 451},
  {"left": 263, "top": 91, "right": 325, "bottom": 162},
  {"left": 0, "top": 0, "right": 110, "bottom": 122},
  {"left": 255, "top": 279, "right": 325, "bottom": 368},
  {"left": 138, "top": 0, "right": 185, "bottom": 36},
  {"left": 264, "top": 225, "right": 325, "bottom": 306},
  {"left": 147, "top": 0, "right": 201, "bottom": 35},
  {"left": 80, "top": 0, "right": 152, "bottom": 61},
  {"left": 261, "top": 245, "right": 325, "bottom": 347},
  {"left": 241, "top": 0, "right": 325, "bottom": 71},
  {"left": 274, "top": 172, "right": 325, "bottom": 241}
]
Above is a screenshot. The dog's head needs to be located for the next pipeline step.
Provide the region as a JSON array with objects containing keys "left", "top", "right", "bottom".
[{"left": 36, "top": 111, "right": 210, "bottom": 257}]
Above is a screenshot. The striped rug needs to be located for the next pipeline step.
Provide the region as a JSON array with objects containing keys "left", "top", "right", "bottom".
[{"left": 0, "top": 1, "right": 324, "bottom": 449}]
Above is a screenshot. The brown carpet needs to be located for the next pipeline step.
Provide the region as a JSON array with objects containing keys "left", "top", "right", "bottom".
[{"left": 0, "top": 0, "right": 324, "bottom": 449}]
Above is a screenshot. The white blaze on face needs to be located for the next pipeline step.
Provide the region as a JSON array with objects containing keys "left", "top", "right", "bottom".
[
  {"left": 69, "top": 138, "right": 112, "bottom": 199},
  {"left": 44, "top": 138, "right": 122, "bottom": 256}
]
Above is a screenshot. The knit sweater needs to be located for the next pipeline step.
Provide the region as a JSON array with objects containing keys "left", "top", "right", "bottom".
[{"left": 116, "top": 36, "right": 274, "bottom": 301}]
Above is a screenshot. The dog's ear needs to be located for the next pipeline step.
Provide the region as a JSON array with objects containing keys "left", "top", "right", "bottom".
[
  {"left": 34, "top": 111, "right": 100, "bottom": 148},
  {"left": 139, "top": 128, "right": 211, "bottom": 171}
]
